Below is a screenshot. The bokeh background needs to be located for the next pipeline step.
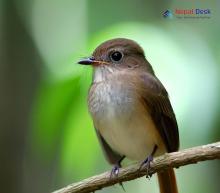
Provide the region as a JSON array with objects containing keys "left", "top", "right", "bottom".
[{"left": 1, "top": 0, "right": 220, "bottom": 193}]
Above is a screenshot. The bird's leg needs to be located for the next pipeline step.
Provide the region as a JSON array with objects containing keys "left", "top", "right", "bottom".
[
  {"left": 110, "top": 156, "right": 126, "bottom": 191},
  {"left": 110, "top": 156, "right": 125, "bottom": 178},
  {"left": 139, "top": 145, "right": 158, "bottom": 178}
]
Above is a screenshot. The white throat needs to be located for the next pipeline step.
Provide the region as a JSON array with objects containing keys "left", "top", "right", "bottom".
[{"left": 93, "top": 66, "right": 114, "bottom": 83}]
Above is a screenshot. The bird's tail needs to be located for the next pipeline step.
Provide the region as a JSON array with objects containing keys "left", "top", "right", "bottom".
[{"left": 157, "top": 168, "right": 178, "bottom": 193}]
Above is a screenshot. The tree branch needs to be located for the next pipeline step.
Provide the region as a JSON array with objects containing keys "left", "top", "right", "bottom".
[{"left": 52, "top": 142, "right": 220, "bottom": 193}]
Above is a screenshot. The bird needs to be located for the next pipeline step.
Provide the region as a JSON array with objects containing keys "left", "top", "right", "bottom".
[{"left": 78, "top": 38, "right": 179, "bottom": 193}]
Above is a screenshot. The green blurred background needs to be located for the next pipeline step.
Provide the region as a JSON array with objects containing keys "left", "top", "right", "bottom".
[{"left": 0, "top": 0, "right": 220, "bottom": 193}]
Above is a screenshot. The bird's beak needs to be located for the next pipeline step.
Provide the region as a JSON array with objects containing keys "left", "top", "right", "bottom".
[
  {"left": 78, "top": 57, "right": 95, "bottom": 65},
  {"left": 78, "top": 57, "right": 108, "bottom": 66}
]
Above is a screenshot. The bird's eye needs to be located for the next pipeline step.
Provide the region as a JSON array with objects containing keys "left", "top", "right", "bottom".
[{"left": 110, "top": 51, "right": 123, "bottom": 62}]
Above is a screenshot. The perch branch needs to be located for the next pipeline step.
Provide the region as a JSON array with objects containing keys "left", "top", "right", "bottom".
[{"left": 52, "top": 141, "right": 220, "bottom": 193}]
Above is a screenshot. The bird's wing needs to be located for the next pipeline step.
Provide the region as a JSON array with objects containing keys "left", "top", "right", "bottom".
[
  {"left": 95, "top": 129, "right": 124, "bottom": 165},
  {"left": 140, "top": 73, "right": 179, "bottom": 152}
]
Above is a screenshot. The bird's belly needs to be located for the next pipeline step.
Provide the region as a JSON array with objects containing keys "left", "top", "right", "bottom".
[
  {"left": 101, "top": 113, "right": 163, "bottom": 161},
  {"left": 89, "top": 83, "right": 166, "bottom": 161}
]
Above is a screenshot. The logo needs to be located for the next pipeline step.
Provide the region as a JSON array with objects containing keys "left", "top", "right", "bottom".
[
  {"left": 163, "top": 10, "right": 173, "bottom": 18},
  {"left": 163, "top": 8, "right": 211, "bottom": 19}
]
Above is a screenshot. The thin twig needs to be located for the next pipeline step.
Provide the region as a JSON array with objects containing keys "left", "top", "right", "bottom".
[{"left": 52, "top": 141, "right": 220, "bottom": 193}]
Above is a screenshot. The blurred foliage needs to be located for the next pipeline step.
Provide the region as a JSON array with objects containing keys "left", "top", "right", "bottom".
[
  {"left": 1, "top": 0, "right": 220, "bottom": 193},
  {"left": 29, "top": 0, "right": 220, "bottom": 192}
]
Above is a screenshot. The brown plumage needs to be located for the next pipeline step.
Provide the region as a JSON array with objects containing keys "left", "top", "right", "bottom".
[{"left": 78, "top": 38, "right": 179, "bottom": 193}]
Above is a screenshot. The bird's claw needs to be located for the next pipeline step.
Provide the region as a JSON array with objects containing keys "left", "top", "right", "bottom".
[
  {"left": 110, "top": 165, "right": 126, "bottom": 191},
  {"left": 139, "top": 155, "right": 153, "bottom": 178},
  {"left": 110, "top": 165, "right": 120, "bottom": 178}
]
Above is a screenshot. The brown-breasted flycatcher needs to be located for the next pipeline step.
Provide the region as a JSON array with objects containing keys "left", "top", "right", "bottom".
[{"left": 78, "top": 38, "right": 179, "bottom": 193}]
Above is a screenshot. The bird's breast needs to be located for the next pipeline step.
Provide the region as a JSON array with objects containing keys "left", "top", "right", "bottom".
[
  {"left": 89, "top": 80, "right": 135, "bottom": 119},
  {"left": 88, "top": 79, "right": 166, "bottom": 161}
]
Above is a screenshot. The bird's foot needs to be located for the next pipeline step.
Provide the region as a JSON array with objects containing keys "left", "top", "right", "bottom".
[
  {"left": 110, "top": 164, "right": 120, "bottom": 178},
  {"left": 139, "top": 145, "right": 157, "bottom": 178},
  {"left": 110, "top": 165, "right": 126, "bottom": 191},
  {"left": 109, "top": 156, "right": 126, "bottom": 191},
  {"left": 139, "top": 155, "right": 153, "bottom": 178},
  {"left": 110, "top": 156, "right": 125, "bottom": 178}
]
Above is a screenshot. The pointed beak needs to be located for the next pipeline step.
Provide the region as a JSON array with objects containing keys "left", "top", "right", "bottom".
[
  {"left": 78, "top": 57, "right": 109, "bottom": 66},
  {"left": 78, "top": 57, "right": 95, "bottom": 65}
]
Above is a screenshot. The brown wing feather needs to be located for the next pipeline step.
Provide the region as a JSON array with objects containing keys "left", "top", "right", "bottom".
[
  {"left": 95, "top": 129, "right": 124, "bottom": 164},
  {"left": 140, "top": 73, "right": 179, "bottom": 152}
]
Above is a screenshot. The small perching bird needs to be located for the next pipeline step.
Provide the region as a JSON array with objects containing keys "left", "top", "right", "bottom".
[{"left": 78, "top": 38, "right": 179, "bottom": 193}]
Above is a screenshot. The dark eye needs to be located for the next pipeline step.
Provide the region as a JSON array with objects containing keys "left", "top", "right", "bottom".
[{"left": 110, "top": 51, "right": 123, "bottom": 62}]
